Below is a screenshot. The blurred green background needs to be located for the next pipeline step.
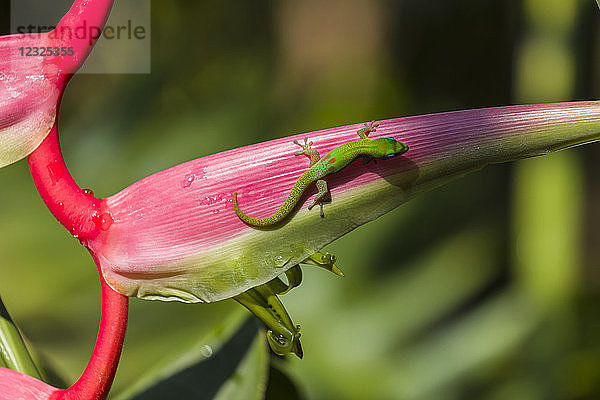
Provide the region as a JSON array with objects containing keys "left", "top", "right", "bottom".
[{"left": 1, "top": 0, "right": 600, "bottom": 399}]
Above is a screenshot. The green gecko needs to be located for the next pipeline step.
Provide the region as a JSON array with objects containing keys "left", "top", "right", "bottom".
[{"left": 232, "top": 121, "right": 409, "bottom": 226}]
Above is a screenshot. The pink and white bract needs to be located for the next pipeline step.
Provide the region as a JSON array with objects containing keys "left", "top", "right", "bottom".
[
  {"left": 87, "top": 101, "right": 600, "bottom": 303},
  {"left": 0, "top": 0, "right": 113, "bottom": 168}
]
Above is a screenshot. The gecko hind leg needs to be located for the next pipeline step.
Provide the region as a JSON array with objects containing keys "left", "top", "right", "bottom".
[
  {"left": 307, "top": 179, "right": 331, "bottom": 218},
  {"left": 293, "top": 137, "right": 312, "bottom": 154},
  {"left": 293, "top": 137, "right": 320, "bottom": 166}
]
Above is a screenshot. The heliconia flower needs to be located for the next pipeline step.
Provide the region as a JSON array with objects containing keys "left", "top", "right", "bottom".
[
  {"left": 0, "top": 0, "right": 113, "bottom": 167},
  {"left": 26, "top": 100, "right": 600, "bottom": 357},
  {"left": 35, "top": 100, "right": 589, "bottom": 358},
  {"left": 84, "top": 101, "right": 600, "bottom": 311}
]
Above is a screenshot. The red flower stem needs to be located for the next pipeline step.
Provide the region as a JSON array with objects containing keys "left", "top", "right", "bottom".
[
  {"left": 28, "top": 120, "right": 128, "bottom": 400},
  {"left": 56, "top": 255, "right": 128, "bottom": 400},
  {"left": 28, "top": 122, "right": 103, "bottom": 241}
]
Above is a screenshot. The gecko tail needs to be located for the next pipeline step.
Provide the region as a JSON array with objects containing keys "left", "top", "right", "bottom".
[
  {"left": 232, "top": 176, "right": 311, "bottom": 227},
  {"left": 232, "top": 191, "right": 281, "bottom": 226},
  {"left": 232, "top": 192, "right": 258, "bottom": 225}
]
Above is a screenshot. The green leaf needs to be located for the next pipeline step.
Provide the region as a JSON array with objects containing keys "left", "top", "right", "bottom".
[
  {"left": 0, "top": 296, "right": 42, "bottom": 379},
  {"left": 114, "top": 310, "right": 269, "bottom": 400}
]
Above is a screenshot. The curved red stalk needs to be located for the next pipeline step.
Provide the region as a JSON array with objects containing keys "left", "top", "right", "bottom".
[
  {"left": 53, "top": 255, "right": 128, "bottom": 400},
  {"left": 54, "top": 0, "right": 115, "bottom": 74},
  {"left": 28, "top": 120, "right": 128, "bottom": 400},
  {"left": 27, "top": 122, "right": 104, "bottom": 241}
]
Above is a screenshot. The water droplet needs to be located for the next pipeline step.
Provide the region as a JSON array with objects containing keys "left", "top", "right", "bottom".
[
  {"left": 69, "top": 226, "right": 79, "bottom": 238},
  {"left": 83, "top": 188, "right": 94, "bottom": 196},
  {"left": 211, "top": 209, "right": 219, "bottom": 214},
  {"left": 274, "top": 334, "right": 286, "bottom": 345},
  {"left": 267, "top": 330, "right": 292, "bottom": 355},
  {"left": 181, "top": 173, "right": 196, "bottom": 188},
  {"left": 200, "top": 344, "right": 213, "bottom": 358},
  {"left": 92, "top": 212, "right": 114, "bottom": 231},
  {"left": 275, "top": 255, "right": 286, "bottom": 268},
  {"left": 47, "top": 161, "right": 64, "bottom": 185},
  {"left": 58, "top": 202, "right": 64, "bottom": 207}
]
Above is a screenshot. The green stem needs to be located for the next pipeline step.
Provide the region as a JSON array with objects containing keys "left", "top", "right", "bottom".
[{"left": 0, "top": 295, "right": 42, "bottom": 379}]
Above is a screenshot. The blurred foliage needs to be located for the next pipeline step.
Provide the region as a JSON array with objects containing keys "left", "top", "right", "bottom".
[
  {"left": 0, "top": 0, "right": 599, "bottom": 399},
  {"left": 0, "top": 297, "right": 42, "bottom": 379},
  {"left": 115, "top": 312, "right": 269, "bottom": 400}
]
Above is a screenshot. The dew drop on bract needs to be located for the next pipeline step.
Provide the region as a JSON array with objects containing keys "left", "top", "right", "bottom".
[
  {"left": 200, "top": 344, "right": 213, "bottom": 358},
  {"left": 181, "top": 173, "right": 196, "bottom": 188},
  {"left": 275, "top": 255, "right": 286, "bottom": 268},
  {"left": 92, "top": 212, "right": 114, "bottom": 231}
]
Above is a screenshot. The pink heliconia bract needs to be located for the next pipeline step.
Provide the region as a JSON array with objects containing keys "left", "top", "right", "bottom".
[
  {"left": 0, "top": 368, "right": 60, "bottom": 399},
  {"left": 86, "top": 101, "right": 600, "bottom": 304},
  {"left": 0, "top": 0, "right": 114, "bottom": 167}
]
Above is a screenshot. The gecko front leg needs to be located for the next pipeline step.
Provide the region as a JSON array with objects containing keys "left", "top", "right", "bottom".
[{"left": 356, "top": 121, "right": 379, "bottom": 139}]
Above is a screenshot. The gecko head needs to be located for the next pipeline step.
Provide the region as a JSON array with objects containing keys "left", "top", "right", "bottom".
[{"left": 373, "top": 138, "right": 409, "bottom": 159}]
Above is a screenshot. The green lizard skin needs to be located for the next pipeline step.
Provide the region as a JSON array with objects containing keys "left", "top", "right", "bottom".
[{"left": 232, "top": 122, "right": 409, "bottom": 226}]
